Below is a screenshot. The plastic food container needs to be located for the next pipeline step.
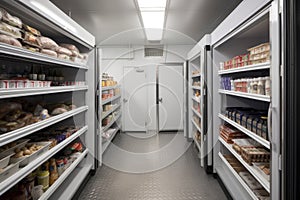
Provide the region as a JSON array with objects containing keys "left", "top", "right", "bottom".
[
  {"left": 0, "top": 153, "right": 14, "bottom": 168},
  {"left": 0, "top": 160, "right": 20, "bottom": 182},
  {"left": 11, "top": 142, "right": 51, "bottom": 167},
  {"left": 37, "top": 170, "right": 49, "bottom": 191},
  {"left": 0, "top": 139, "right": 30, "bottom": 157},
  {"left": 0, "top": 80, "right": 10, "bottom": 89}
]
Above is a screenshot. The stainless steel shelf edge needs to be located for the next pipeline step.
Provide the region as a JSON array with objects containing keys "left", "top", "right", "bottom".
[
  {"left": 102, "top": 127, "right": 120, "bottom": 154},
  {"left": 0, "top": 43, "right": 87, "bottom": 70},
  {"left": 191, "top": 74, "right": 201, "bottom": 78},
  {"left": 0, "top": 106, "right": 88, "bottom": 146},
  {"left": 191, "top": 86, "right": 201, "bottom": 90},
  {"left": 219, "top": 114, "right": 270, "bottom": 149},
  {"left": 192, "top": 96, "right": 201, "bottom": 103},
  {"left": 193, "top": 137, "right": 201, "bottom": 150},
  {"left": 102, "top": 85, "right": 120, "bottom": 91},
  {"left": 101, "top": 95, "right": 121, "bottom": 105},
  {"left": 192, "top": 107, "right": 202, "bottom": 119},
  {"left": 192, "top": 119, "right": 202, "bottom": 133},
  {"left": 39, "top": 149, "right": 89, "bottom": 200},
  {"left": 219, "top": 152, "right": 259, "bottom": 200},
  {"left": 101, "top": 113, "right": 121, "bottom": 133},
  {"left": 218, "top": 62, "right": 270, "bottom": 75},
  {"left": 101, "top": 104, "right": 121, "bottom": 120},
  {"left": 0, "top": 126, "right": 88, "bottom": 196},
  {"left": 219, "top": 89, "right": 271, "bottom": 102},
  {"left": 49, "top": 164, "right": 92, "bottom": 200},
  {"left": 0, "top": 86, "right": 88, "bottom": 99},
  {"left": 219, "top": 137, "right": 270, "bottom": 192}
]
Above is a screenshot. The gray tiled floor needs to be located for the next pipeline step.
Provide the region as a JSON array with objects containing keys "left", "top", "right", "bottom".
[{"left": 78, "top": 132, "right": 227, "bottom": 200}]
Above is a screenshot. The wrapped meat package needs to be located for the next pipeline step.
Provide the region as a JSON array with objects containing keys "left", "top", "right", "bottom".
[
  {"left": 0, "top": 8, "right": 22, "bottom": 28},
  {"left": 57, "top": 53, "right": 70, "bottom": 60},
  {"left": 55, "top": 46, "right": 72, "bottom": 56},
  {"left": 23, "top": 24, "right": 41, "bottom": 36},
  {"left": 39, "top": 36, "right": 58, "bottom": 49},
  {"left": 23, "top": 32, "right": 41, "bottom": 48},
  {"left": 40, "top": 49, "right": 57, "bottom": 57},
  {"left": 0, "top": 22, "right": 22, "bottom": 38},
  {"left": 0, "top": 34, "right": 22, "bottom": 47},
  {"left": 60, "top": 43, "right": 79, "bottom": 53}
]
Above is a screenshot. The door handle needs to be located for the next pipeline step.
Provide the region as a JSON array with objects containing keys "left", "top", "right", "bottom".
[
  {"left": 158, "top": 98, "right": 163, "bottom": 103},
  {"left": 123, "top": 98, "right": 128, "bottom": 103}
]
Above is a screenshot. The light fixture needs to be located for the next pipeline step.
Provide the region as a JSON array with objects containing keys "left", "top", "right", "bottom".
[{"left": 137, "top": 0, "right": 167, "bottom": 41}]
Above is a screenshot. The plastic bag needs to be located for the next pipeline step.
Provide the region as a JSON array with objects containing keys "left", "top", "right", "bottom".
[
  {"left": 23, "top": 24, "right": 41, "bottom": 36},
  {"left": 40, "top": 49, "right": 57, "bottom": 57},
  {"left": 0, "top": 8, "right": 22, "bottom": 28},
  {"left": 55, "top": 46, "right": 72, "bottom": 56},
  {"left": 0, "top": 34, "right": 22, "bottom": 47},
  {"left": 0, "top": 22, "right": 22, "bottom": 38},
  {"left": 23, "top": 32, "right": 41, "bottom": 48},
  {"left": 39, "top": 36, "right": 58, "bottom": 49}
]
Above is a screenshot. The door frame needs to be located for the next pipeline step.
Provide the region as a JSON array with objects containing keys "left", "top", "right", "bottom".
[{"left": 156, "top": 63, "right": 184, "bottom": 133}]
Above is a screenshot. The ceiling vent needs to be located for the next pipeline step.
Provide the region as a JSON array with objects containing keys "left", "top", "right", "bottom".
[{"left": 144, "top": 45, "right": 164, "bottom": 57}]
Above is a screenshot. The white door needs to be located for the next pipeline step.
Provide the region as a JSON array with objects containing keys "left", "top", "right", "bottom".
[
  {"left": 123, "top": 67, "right": 148, "bottom": 132},
  {"left": 158, "top": 65, "right": 184, "bottom": 131}
]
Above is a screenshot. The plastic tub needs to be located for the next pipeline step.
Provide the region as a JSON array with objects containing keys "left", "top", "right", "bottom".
[
  {"left": 0, "top": 80, "right": 10, "bottom": 89},
  {"left": 0, "top": 153, "right": 14, "bottom": 168}
]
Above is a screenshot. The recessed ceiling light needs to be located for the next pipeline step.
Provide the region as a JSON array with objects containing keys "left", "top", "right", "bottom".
[{"left": 137, "top": 0, "right": 167, "bottom": 41}]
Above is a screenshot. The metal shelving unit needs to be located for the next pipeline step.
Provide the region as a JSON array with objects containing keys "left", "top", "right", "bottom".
[
  {"left": 218, "top": 89, "right": 271, "bottom": 102},
  {"left": 102, "top": 104, "right": 121, "bottom": 120},
  {"left": 218, "top": 153, "right": 259, "bottom": 200},
  {"left": 0, "top": 85, "right": 88, "bottom": 99},
  {"left": 218, "top": 62, "right": 270, "bottom": 75},
  {"left": 39, "top": 149, "right": 89, "bottom": 200},
  {"left": 218, "top": 114, "right": 270, "bottom": 149},
  {"left": 187, "top": 35, "right": 212, "bottom": 170},
  {"left": 102, "top": 94, "right": 121, "bottom": 105},
  {"left": 0, "top": 106, "right": 88, "bottom": 146},
  {"left": 211, "top": 2, "right": 281, "bottom": 198},
  {"left": 98, "top": 72, "right": 122, "bottom": 163},
  {"left": 219, "top": 138, "right": 270, "bottom": 192},
  {"left": 0, "top": 126, "right": 88, "bottom": 196},
  {"left": 0, "top": 0, "right": 96, "bottom": 198},
  {"left": 102, "top": 127, "right": 120, "bottom": 153}
]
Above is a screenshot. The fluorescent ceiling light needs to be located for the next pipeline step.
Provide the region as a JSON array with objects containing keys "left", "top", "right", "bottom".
[
  {"left": 144, "top": 28, "right": 163, "bottom": 41},
  {"left": 137, "top": 0, "right": 167, "bottom": 41},
  {"left": 138, "top": 0, "right": 167, "bottom": 10},
  {"left": 141, "top": 11, "right": 165, "bottom": 29}
]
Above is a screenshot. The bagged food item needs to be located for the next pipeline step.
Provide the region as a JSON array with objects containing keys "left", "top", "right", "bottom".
[
  {"left": 23, "top": 24, "right": 41, "bottom": 36},
  {"left": 23, "top": 45, "right": 39, "bottom": 52},
  {"left": 23, "top": 32, "right": 41, "bottom": 48},
  {"left": 57, "top": 53, "right": 70, "bottom": 60},
  {"left": 51, "top": 107, "right": 68, "bottom": 115},
  {"left": 60, "top": 43, "right": 79, "bottom": 53},
  {"left": 0, "top": 34, "right": 22, "bottom": 47},
  {"left": 40, "top": 49, "right": 57, "bottom": 57},
  {"left": 39, "top": 36, "right": 58, "bottom": 49},
  {"left": 0, "top": 22, "right": 22, "bottom": 38},
  {"left": 55, "top": 46, "right": 72, "bottom": 56},
  {"left": 0, "top": 102, "right": 22, "bottom": 120},
  {"left": 0, "top": 8, "right": 22, "bottom": 28}
]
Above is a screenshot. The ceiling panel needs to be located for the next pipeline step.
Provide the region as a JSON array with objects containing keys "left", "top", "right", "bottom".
[{"left": 51, "top": 0, "right": 242, "bottom": 45}]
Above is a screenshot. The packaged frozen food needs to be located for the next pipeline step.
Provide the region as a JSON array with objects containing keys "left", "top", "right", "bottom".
[
  {"left": 23, "top": 24, "right": 41, "bottom": 36},
  {"left": 0, "top": 21, "right": 22, "bottom": 38},
  {"left": 55, "top": 46, "right": 72, "bottom": 56},
  {"left": 60, "top": 43, "right": 79, "bottom": 53},
  {"left": 23, "top": 32, "right": 41, "bottom": 48},
  {"left": 0, "top": 102, "right": 22, "bottom": 119},
  {"left": 0, "top": 8, "right": 22, "bottom": 28},
  {"left": 23, "top": 45, "right": 39, "bottom": 52},
  {"left": 51, "top": 107, "right": 68, "bottom": 115},
  {"left": 0, "top": 34, "right": 22, "bottom": 48},
  {"left": 39, "top": 36, "right": 58, "bottom": 49},
  {"left": 40, "top": 49, "right": 57, "bottom": 57},
  {"left": 57, "top": 53, "right": 70, "bottom": 60}
]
